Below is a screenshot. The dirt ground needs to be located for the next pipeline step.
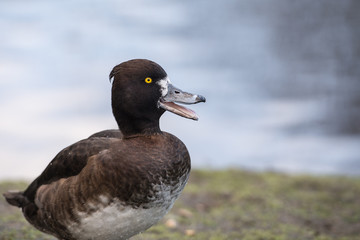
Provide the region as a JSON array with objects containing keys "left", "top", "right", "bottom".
[{"left": 1, "top": 170, "right": 360, "bottom": 240}]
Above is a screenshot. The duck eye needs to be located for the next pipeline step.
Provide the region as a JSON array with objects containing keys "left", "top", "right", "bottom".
[{"left": 145, "top": 77, "right": 152, "bottom": 84}]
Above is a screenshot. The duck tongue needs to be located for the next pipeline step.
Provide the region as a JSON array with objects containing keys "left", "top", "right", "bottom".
[{"left": 159, "top": 101, "right": 199, "bottom": 120}]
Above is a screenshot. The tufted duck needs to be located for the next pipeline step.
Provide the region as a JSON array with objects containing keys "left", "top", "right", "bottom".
[{"left": 3, "top": 59, "right": 205, "bottom": 240}]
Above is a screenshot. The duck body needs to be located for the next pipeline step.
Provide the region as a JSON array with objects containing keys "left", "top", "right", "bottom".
[
  {"left": 27, "top": 131, "right": 190, "bottom": 240},
  {"left": 3, "top": 59, "right": 205, "bottom": 240}
]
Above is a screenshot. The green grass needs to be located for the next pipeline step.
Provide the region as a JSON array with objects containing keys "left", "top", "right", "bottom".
[{"left": 1, "top": 170, "right": 360, "bottom": 240}]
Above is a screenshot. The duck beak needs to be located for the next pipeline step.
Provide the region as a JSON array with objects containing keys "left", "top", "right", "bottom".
[{"left": 158, "top": 83, "right": 206, "bottom": 120}]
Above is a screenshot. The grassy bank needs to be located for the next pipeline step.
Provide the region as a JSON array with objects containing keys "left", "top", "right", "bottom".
[{"left": 1, "top": 170, "right": 360, "bottom": 240}]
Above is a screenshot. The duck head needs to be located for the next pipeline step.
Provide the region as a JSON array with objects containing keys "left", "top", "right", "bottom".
[{"left": 109, "top": 59, "right": 206, "bottom": 137}]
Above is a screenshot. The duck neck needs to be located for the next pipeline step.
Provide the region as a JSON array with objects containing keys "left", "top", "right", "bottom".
[{"left": 116, "top": 116, "right": 162, "bottom": 138}]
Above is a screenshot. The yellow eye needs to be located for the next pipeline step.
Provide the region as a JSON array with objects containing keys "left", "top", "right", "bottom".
[{"left": 145, "top": 77, "right": 152, "bottom": 84}]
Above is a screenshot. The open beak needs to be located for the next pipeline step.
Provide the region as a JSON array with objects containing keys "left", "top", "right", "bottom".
[{"left": 158, "top": 83, "right": 206, "bottom": 120}]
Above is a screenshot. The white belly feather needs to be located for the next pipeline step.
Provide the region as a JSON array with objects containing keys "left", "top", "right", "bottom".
[
  {"left": 69, "top": 200, "right": 173, "bottom": 240},
  {"left": 67, "top": 181, "right": 185, "bottom": 240}
]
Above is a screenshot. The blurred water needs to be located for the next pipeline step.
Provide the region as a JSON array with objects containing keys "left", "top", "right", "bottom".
[{"left": 0, "top": 0, "right": 359, "bottom": 179}]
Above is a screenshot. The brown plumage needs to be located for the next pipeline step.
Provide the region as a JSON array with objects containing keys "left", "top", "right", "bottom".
[{"left": 3, "top": 59, "right": 205, "bottom": 240}]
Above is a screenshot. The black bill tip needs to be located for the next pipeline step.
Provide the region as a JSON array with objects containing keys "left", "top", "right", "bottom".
[{"left": 196, "top": 95, "right": 206, "bottom": 103}]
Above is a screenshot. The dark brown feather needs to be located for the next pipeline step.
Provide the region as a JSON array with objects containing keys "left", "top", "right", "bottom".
[
  {"left": 23, "top": 136, "right": 115, "bottom": 203},
  {"left": 24, "top": 132, "right": 189, "bottom": 239}
]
